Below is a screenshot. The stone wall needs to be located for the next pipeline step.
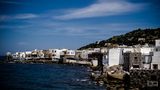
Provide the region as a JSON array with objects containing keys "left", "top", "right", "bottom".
[{"left": 130, "top": 69, "right": 160, "bottom": 89}]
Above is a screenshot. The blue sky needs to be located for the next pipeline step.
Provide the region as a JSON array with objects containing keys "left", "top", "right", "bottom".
[{"left": 0, "top": 0, "right": 160, "bottom": 55}]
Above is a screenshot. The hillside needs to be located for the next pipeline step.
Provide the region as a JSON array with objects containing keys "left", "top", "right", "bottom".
[{"left": 78, "top": 28, "right": 160, "bottom": 50}]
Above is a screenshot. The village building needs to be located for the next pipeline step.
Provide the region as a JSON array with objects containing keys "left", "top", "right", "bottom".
[
  {"left": 12, "top": 52, "right": 20, "bottom": 60},
  {"left": 151, "top": 39, "right": 160, "bottom": 69},
  {"left": 123, "top": 52, "right": 142, "bottom": 71},
  {"left": 108, "top": 48, "right": 124, "bottom": 66},
  {"left": 42, "top": 50, "right": 52, "bottom": 60},
  {"left": 25, "top": 51, "right": 32, "bottom": 60},
  {"left": 141, "top": 47, "right": 154, "bottom": 69},
  {"left": 19, "top": 52, "right": 26, "bottom": 60},
  {"left": 100, "top": 47, "right": 108, "bottom": 53},
  {"left": 75, "top": 50, "right": 82, "bottom": 60},
  {"left": 77, "top": 50, "right": 93, "bottom": 60},
  {"left": 31, "top": 49, "right": 39, "bottom": 59},
  {"left": 64, "top": 50, "right": 75, "bottom": 58},
  {"left": 37, "top": 50, "right": 45, "bottom": 59},
  {"left": 100, "top": 47, "right": 109, "bottom": 67},
  {"left": 49, "top": 49, "right": 68, "bottom": 61}
]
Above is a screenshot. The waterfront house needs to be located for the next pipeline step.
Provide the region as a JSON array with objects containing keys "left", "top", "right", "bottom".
[
  {"left": 51, "top": 49, "right": 62, "bottom": 59},
  {"left": 12, "top": 52, "right": 19, "bottom": 60},
  {"left": 141, "top": 47, "right": 154, "bottom": 69},
  {"left": 25, "top": 51, "right": 32, "bottom": 60},
  {"left": 31, "top": 49, "right": 39, "bottom": 60},
  {"left": 19, "top": 52, "right": 26, "bottom": 60},
  {"left": 123, "top": 47, "right": 141, "bottom": 53},
  {"left": 79, "top": 50, "right": 93, "bottom": 60},
  {"left": 123, "top": 51, "right": 142, "bottom": 71},
  {"left": 37, "top": 50, "right": 45, "bottom": 59},
  {"left": 151, "top": 39, "right": 160, "bottom": 69},
  {"left": 42, "top": 50, "right": 52, "bottom": 60},
  {"left": 64, "top": 50, "right": 75, "bottom": 58},
  {"left": 100, "top": 48, "right": 109, "bottom": 67},
  {"left": 100, "top": 47, "right": 108, "bottom": 53},
  {"left": 88, "top": 52, "right": 103, "bottom": 66},
  {"left": 75, "top": 50, "right": 82, "bottom": 60},
  {"left": 108, "top": 48, "right": 123, "bottom": 66},
  {"left": 94, "top": 48, "right": 101, "bottom": 52},
  {"left": 49, "top": 49, "right": 68, "bottom": 61}
]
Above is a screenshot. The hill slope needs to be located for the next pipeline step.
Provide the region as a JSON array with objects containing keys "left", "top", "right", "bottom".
[{"left": 78, "top": 28, "right": 160, "bottom": 50}]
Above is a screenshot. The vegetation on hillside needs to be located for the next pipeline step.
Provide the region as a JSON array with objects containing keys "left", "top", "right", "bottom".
[{"left": 78, "top": 28, "right": 160, "bottom": 50}]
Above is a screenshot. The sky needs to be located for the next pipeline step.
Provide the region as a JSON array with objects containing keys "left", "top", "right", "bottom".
[{"left": 0, "top": 0, "right": 160, "bottom": 55}]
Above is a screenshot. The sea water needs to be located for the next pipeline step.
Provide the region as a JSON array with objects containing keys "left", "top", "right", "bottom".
[{"left": 0, "top": 63, "right": 106, "bottom": 90}]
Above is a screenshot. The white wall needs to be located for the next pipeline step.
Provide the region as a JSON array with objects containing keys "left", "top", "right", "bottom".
[
  {"left": 141, "top": 47, "right": 154, "bottom": 55},
  {"left": 108, "top": 48, "right": 123, "bottom": 66},
  {"left": 151, "top": 46, "right": 160, "bottom": 69},
  {"left": 66, "top": 50, "right": 75, "bottom": 56},
  {"left": 123, "top": 48, "right": 141, "bottom": 53},
  {"left": 52, "top": 49, "right": 62, "bottom": 59},
  {"left": 156, "top": 39, "right": 160, "bottom": 47}
]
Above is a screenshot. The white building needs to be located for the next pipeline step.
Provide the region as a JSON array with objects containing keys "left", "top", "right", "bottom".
[
  {"left": 66, "top": 50, "right": 75, "bottom": 56},
  {"left": 151, "top": 39, "right": 160, "bottom": 69},
  {"left": 19, "top": 52, "right": 26, "bottom": 60},
  {"left": 12, "top": 52, "right": 19, "bottom": 59},
  {"left": 108, "top": 48, "right": 123, "bottom": 66},
  {"left": 101, "top": 48, "right": 108, "bottom": 53},
  {"left": 141, "top": 47, "right": 154, "bottom": 69},
  {"left": 94, "top": 48, "right": 101, "bottom": 52},
  {"left": 50, "top": 49, "right": 67, "bottom": 59},
  {"left": 80, "top": 50, "right": 92, "bottom": 59},
  {"left": 156, "top": 39, "right": 160, "bottom": 47},
  {"left": 123, "top": 48, "right": 141, "bottom": 53},
  {"left": 37, "top": 50, "right": 44, "bottom": 58},
  {"left": 25, "top": 51, "right": 32, "bottom": 60}
]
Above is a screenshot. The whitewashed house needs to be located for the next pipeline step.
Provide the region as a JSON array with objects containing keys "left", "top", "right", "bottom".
[
  {"left": 101, "top": 48, "right": 108, "bottom": 53},
  {"left": 94, "top": 48, "right": 101, "bottom": 52},
  {"left": 123, "top": 48, "right": 141, "bottom": 53},
  {"left": 81, "top": 50, "right": 87, "bottom": 59},
  {"left": 100, "top": 48, "right": 109, "bottom": 66},
  {"left": 12, "top": 52, "right": 19, "bottom": 60},
  {"left": 19, "top": 52, "right": 26, "bottom": 60},
  {"left": 25, "top": 51, "right": 32, "bottom": 60},
  {"left": 108, "top": 48, "right": 124, "bottom": 66},
  {"left": 80, "top": 50, "right": 91, "bottom": 60},
  {"left": 66, "top": 50, "right": 75, "bottom": 56},
  {"left": 48, "top": 49, "right": 67, "bottom": 61},
  {"left": 37, "top": 50, "right": 44, "bottom": 59},
  {"left": 151, "top": 39, "right": 160, "bottom": 69},
  {"left": 141, "top": 47, "right": 154, "bottom": 69}
]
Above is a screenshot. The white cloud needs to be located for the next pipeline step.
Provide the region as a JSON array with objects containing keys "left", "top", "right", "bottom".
[
  {"left": 0, "top": 13, "right": 38, "bottom": 21},
  {"left": 54, "top": 0, "right": 146, "bottom": 20},
  {"left": 14, "top": 14, "right": 38, "bottom": 19}
]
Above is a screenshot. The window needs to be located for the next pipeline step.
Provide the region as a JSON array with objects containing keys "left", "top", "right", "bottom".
[
  {"left": 133, "top": 65, "right": 139, "bottom": 68},
  {"left": 153, "top": 64, "right": 158, "bottom": 69},
  {"left": 134, "top": 57, "right": 137, "bottom": 59}
]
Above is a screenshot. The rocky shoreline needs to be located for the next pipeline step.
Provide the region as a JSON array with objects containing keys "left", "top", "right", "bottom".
[{"left": 90, "top": 68, "right": 160, "bottom": 90}]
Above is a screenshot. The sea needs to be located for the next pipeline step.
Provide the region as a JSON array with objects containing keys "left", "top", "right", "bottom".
[{"left": 0, "top": 63, "right": 106, "bottom": 90}]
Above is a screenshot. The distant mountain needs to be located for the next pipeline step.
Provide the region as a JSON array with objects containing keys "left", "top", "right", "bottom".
[{"left": 78, "top": 28, "right": 160, "bottom": 50}]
